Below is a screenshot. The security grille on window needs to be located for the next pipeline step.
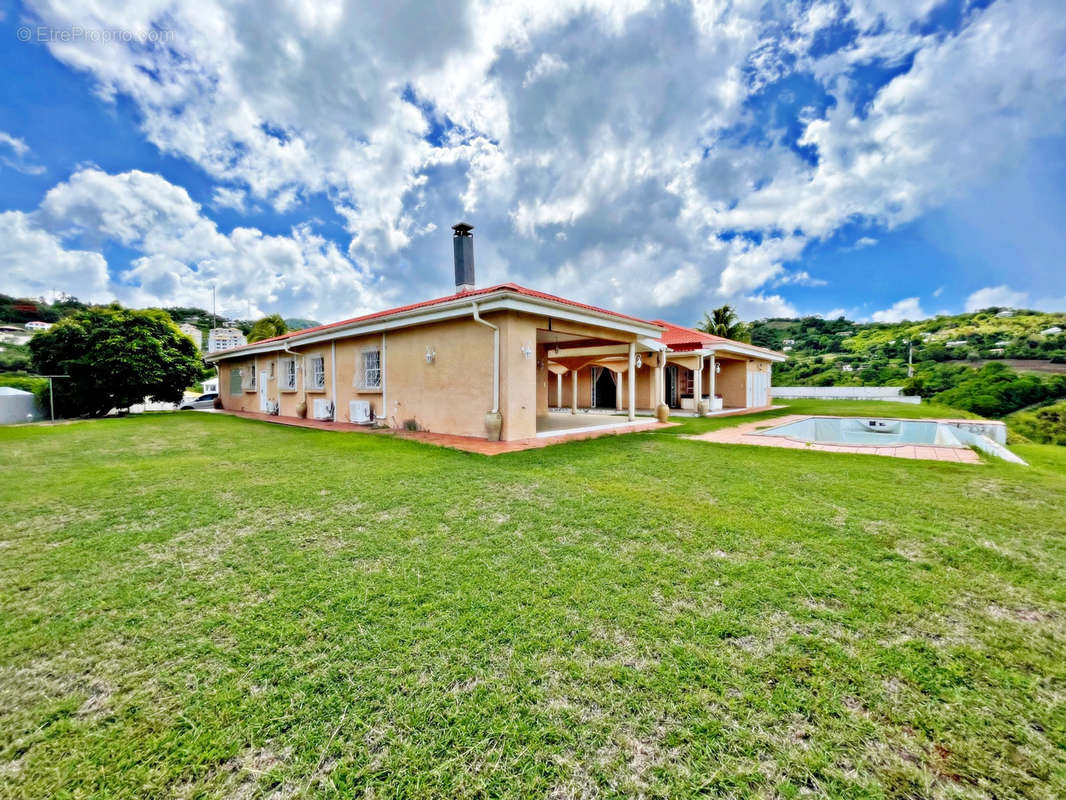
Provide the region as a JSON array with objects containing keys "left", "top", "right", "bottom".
[
  {"left": 307, "top": 356, "right": 326, "bottom": 390},
  {"left": 229, "top": 367, "right": 243, "bottom": 395},
  {"left": 242, "top": 363, "right": 256, "bottom": 391},
  {"left": 282, "top": 358, "right": 297, "bottom": 390},
  {"left": 360, "top": 349, "right": 381, "bottom": 389}
]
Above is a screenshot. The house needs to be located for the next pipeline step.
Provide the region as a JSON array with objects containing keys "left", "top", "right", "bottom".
[
  {"left": 207, "top": 327, "right": 247, "bottom": 353},
  {"left": 995, "top": 340, "right": 1010, "bottom": 347},
  {"left": 0, "top": 326, "right": 30, "bottom": 345},
  {"left": 841, "top": 364, "right": 854, "bottom": 372},
  {"left": 24, "top": 321, "right": 52, "bottom": 331},
  {"left": 205, "top": 224, "right": 786, "bottom": 442},
  {"left": 179, "top": 323, "right": 203, "bottom": 348},
  {"left": 946, "top": 340, "right": 968, "bottom": 348},
  {"left": 995, "top": 310, "right": 1015, "bottom": 318},
  {"left": 1041, "top": 326, "right": 1062, "bottom": 336}
]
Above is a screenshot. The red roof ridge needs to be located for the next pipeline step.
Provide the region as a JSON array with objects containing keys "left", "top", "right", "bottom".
[
  {"left": 214, "top": 283, "right": 661, "bottom": 355},
  {"left": 650, "top": 318, "right": 783, "bottom": 357}
]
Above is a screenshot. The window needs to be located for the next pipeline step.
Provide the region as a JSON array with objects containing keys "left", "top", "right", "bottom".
[
  {"left": 282, "top": 358, "right": 297, "bottom": 391},
  {"left": 307, "top": 355, "right": 325, "bottom": 390},
  {"left": 229, "top": 367, "right": 243, "bottom": 395},
  {"left": 360, "top": 349, "right": 381, "bottom": 389},
  {"left": 242, "top": 362, "right": 256, "bottom": 391}
]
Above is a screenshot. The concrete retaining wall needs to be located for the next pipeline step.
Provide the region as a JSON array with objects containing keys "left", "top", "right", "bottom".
[{"left": 772, "top": 386, "right": 921, "bottom": 404}]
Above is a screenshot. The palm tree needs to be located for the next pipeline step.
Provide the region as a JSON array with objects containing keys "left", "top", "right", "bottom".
[
  {"left": 248, "top": 313, "right": 288, "bottom": 343},
  {"left": 697, "top": 305, "right": 750, "bottom": 342}
]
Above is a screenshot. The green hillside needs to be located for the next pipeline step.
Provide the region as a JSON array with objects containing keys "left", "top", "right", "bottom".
[{"left": 750, "top": 306, "right": 1066, "bottom": 420}]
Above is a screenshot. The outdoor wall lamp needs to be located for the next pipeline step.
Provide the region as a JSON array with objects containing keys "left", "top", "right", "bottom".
[
  {"left": 425, "top": 346, "right": 436, "bottom": 364},
  {"left": 635, "top": 354, "right": 642, "bottom": 369},
  {"left": 520, "top": 343, "right": 533, "bottom": 360},
  {"left": 715, "top": 362, "right": 721, "bottom": 374}
]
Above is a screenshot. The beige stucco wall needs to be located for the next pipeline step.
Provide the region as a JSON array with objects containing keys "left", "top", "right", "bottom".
[
  {"left": 377, "top": 316, "right": 495, "bottom": 436},
  {"left": 716, "top": 358, "right": 748, "bottom": 408}
]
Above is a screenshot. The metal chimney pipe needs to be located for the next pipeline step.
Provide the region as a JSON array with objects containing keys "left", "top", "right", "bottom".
[{"left": 452, "top": 222, "right": 475, "bottom": 292}]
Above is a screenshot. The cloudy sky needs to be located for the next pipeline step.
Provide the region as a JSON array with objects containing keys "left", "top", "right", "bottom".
[{"left": 1, "top": 0, "right": 1064, "bottom": 326}]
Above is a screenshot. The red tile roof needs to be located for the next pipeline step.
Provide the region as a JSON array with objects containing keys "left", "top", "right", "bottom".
[
  {"left": 650, "top": 319, "right": 784, "bottom": 358},
  {"left": 215, "top": 283, "right": 661, "bottom": 355}
]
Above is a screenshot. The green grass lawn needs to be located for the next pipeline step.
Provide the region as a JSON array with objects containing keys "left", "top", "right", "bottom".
[{"left": 2, "top": 402, "right": 1065, "bottom": 799}]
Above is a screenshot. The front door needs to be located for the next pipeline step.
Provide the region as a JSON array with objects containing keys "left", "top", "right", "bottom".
[
  {"left": 665, "top": 365, "right": 679, "bottom": 408},
  {"left": 259, "top": 373, "right": 270, "bottom": 412}
]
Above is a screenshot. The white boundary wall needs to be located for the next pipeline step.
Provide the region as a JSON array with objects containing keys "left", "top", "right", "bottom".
[{"left": 772, "top": 386, "right": 921, "bottom": 404}]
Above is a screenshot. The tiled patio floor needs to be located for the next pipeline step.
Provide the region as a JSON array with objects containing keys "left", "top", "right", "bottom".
[
  {"left": 684, "top": 414, "right": 982, "bottom": 463},
  {"left": 223, "top": 410, "right": 676, "bottom": 455}
]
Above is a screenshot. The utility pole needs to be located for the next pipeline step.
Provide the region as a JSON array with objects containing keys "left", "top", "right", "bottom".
[
  {"left": 39, "top": 375, "right": 69, "bottom": 423},
  {"left": 907, "top": 341, "right": 914, "bottom": 378},
  {"left": 212, "top": 285, "right": 217, "bottom": 330}
]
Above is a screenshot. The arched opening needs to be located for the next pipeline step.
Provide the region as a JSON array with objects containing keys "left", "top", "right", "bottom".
[{"left": 592, "top": 367, "right": 617, "bottom": 409}]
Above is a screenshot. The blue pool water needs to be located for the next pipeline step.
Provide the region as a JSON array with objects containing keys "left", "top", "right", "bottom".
[{"left": 756, "top": 417, "right": 965, "bottom": 447}]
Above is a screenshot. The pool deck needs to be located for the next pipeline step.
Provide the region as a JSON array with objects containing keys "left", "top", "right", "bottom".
[{"left": 684, "top": 414, "right": 982, "bottom": 463}]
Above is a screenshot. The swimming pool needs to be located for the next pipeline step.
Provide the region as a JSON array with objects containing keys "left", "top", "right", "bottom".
[{"left": 755, "top": 417, "right": 965, "bottom": 446}]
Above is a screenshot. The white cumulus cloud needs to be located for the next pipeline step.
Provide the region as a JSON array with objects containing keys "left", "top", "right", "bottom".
[
  {"left": 871, "top": 296, "right": 926, "bottom": 322},
  {"left": 964, "top": 285, "right": 1029, "bottom": 312}
]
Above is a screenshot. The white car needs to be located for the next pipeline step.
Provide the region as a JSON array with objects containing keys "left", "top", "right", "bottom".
[{"left": 179, "top": 392, "right": 218, "bottom": 410}]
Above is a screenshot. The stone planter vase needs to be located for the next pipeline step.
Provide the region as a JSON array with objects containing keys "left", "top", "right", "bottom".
[
  {"left": 697, "top": 400, "right": 710, "bottom": 417},
  {"left": 485, "top": 411, "right": 503, "bottom": 441},
  {"left": 296, "top": 399, "right": 308, "bottom": 418},
  {"left": 656, "top": 404, "right": 670, "bottom": 423}
]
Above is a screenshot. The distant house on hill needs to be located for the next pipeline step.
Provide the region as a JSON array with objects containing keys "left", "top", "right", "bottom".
[
  {"left": 178, "top": 323, "right": 203, "bottom": 348},
  {"left": 946, "top": 340, "right": 968, "bottom": 348},
  {"left": 995, "top": 310, "right": 1015, "bottom": 318},
  {"left": 25, "top": 321, "right": 52, "bottom": 331},
  {"left": 1040, "top": 326, "right": 1062, "bottom": 336}
]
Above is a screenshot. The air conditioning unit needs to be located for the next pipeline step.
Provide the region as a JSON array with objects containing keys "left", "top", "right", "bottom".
[
  {"left": 312, "top": 398, "right": 334, "bottom": 420},
  {"left": 349, "top": 400, "right": 372, "bottom": 425}
]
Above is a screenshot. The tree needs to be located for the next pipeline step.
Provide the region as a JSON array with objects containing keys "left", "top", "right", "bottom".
[
  {"left": 248, "top": 314, "right": 288, "bottom": 343},
  {"left": 29, "top": 307, "right": 206, "bottom": 417},
  {"left": 697, "top": 305, "right": 751, "bottom": 342}
]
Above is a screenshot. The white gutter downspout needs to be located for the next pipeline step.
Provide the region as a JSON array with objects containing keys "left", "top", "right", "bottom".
[
  {"left": 381, "top": 332, "right": 388, "bottom": 426},
  {"left": 330, "top": 340, "right": 337, "bottom": 420},
  {"left": 471, "top": 302, "right": 499, "bottom": 414}
]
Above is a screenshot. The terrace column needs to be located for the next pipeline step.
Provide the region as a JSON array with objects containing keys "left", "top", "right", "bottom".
[
  {"left": 655, "top": 357, "right": 663, "bottom": 407},
  {"left": 628, "top": 342, "right": 636, "bottom": 422},
  {"left": 709, "top": 353, "right": 716, "bottom": 407},
  {"left": 616, "top": 369, "right": 623, "bottom": 411},
  {"left": 695, "top": 356, "right": 703, "bottom": 405},
  {"left": 556, "top": 372, "right": 562, "bottom": 408},
  {"left": 571, "top": 369, "right": 578, "bottom": 415}
]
